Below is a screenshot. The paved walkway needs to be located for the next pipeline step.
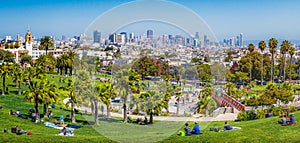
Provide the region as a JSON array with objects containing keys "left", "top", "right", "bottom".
[{"left": 79, "top": 106, "right": 237, "bottom": 122}]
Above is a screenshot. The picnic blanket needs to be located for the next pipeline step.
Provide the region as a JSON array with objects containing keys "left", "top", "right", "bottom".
[{"left": 44, "top": 123, "right": 82, "bottom": 129}]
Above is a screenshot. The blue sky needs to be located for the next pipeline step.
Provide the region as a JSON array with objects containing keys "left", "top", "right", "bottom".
[{"left": 0, "top": 0, "right": 300, "bottom": 41}]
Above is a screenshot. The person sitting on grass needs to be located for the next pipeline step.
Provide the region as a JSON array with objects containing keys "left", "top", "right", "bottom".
[
  {"left": 60, "top": 114, "right": 65, "bottom": 125},
  {"left": 191, "top": 122, "right": 201, "bottom": 134},
  {"left": 143, "top": 116, "right": 148, "bottom": 125},
  {"left": 278, "top": 115, "right": 287, "bottom": 126},
  {"left": 184, "top": 123, "right": 192, "bottom": 136},
  {"left": 288, "top": 114, "right": 297, "bottom": 125},
  {"left": 224, "top": 121, "right": 241, "bottom": 130}
]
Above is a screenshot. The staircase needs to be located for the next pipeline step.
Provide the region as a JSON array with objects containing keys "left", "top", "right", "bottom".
[{"left": 212, "top": 93, "right": 245, "bottom": 113}]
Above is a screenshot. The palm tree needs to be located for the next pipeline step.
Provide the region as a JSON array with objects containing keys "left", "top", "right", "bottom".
[
  {"left": 288, "top": 46, "right": 296, "bottom": 81},
  {"left": 140, "top": 90, "right": 164, "bottom": 124},
  {"left": 197, "top": 84, "right": 212, "bottom": 116},
  {"left": 269, "top": 38, "right": 278, "bottom": 83},
  {"left": 23, "top": 67, "right": 36, "bottom": 86},
  {"left": 98, "top": 82, "right": 116, "bottom": 118},
  {"left": 280, "top": 40, "right": 290, "bottom": 81},
  {"left": 39, "top": 36, "right": 54, "bottom": 54},
  {"left": 175, "top": 87, "right": 182, "bottom": 116},
  {"left": 60, "top": 78, "right": 77, "bottom": 123},
  {"left": 248, "top": 43, "right": 255, "bottom": 81},
  {"left": 67, "top": 51, "right": 75, "bottom": 75},
  {"left": 258, "top": 41, "right": 266, "bottom": 85},
  {"left": 23, "top": 77, "right": 46, "bottom": 115},
  {"left": 41, "top": 80, "right": 59, "bottom": 118},
  {"left": 0, "top": 62, "right": 11, "bottom": 95},
  {"left": 11, "top": 63, "right": 23, "bottom": 95},
  {"left": 114, "top": 69, "right": 131, "bottom": 123}
]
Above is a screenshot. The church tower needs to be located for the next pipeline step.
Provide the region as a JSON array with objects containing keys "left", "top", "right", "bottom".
[{"left": 25, "top": 26, "right": 33, "bottom": 56}]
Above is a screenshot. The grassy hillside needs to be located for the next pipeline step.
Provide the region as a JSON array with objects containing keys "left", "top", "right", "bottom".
[{"left": 1, "top": 74, "right": 300, "bottom": 143}]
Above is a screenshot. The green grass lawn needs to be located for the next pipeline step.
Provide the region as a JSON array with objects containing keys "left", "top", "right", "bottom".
[{"left": 2, "top": 75, "right": 300, "bottom": 143}]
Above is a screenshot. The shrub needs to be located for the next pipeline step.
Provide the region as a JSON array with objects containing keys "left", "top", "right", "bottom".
[
  {"left": 247, "top": 110, "right": 255, "bottom": 120},
  {"left": 289, "top": 105, "right": 297, "bottom": 113},
  {"left": 237, "top": 111, "right": 247, "bottom": 121},
  {"left": 256, "top": 108, "right": 266, "bottom": 119},
  {"left": 110, "top": 108, "right": 119, "bottom": 113},
  {"left": 161, "top": 112, "right": 171, "bottom": 116},
  {"left": 271, "top": 106, "right": 284, "bottom": 116},
  {"left": 132, "top": 109, "right": 139, "bottom": 115}
]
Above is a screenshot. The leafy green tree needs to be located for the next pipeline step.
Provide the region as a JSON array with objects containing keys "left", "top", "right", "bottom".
[
  {"left": 269, "top": 38, "right": 278, "bottom": 82},
  {"left": 196, "top": 64, "right": 212, "bottom": 82},
  {"left": 39, "top": 36, "right": 54, "bottom": 54},
  {"left": 20, "top": 55, "right": 33, "bottom": 68},
  {"left": 132, "top": 56, "right": 155, "bottom": 80},
  {"left": 279, "top": 82, "right": 294, "bottom": 104},
  {"left": 258, "top": 41, "right": 266, "bottom": 85}
]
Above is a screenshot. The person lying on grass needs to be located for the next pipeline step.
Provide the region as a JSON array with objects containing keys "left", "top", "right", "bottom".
[
  {"left": 58, "top": 124, "right": 74, "bottom": 136},
  {"left": 224, "top": 121, "right": 241, "bottom": 131}
]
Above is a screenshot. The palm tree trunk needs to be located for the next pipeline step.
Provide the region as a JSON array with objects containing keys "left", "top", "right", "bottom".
[
  {"left": 94, "top": 100, "right": 99, "bottom": 125},
  {"left": 271, "top": 54, "right": 274, "bottom": 82},
  {"left": 71, "top": 102, "right": 76, "bottom": 123},
  {"left": 60, "top": 67, "right": 63, "bottom": 75},
  {"left": 123, "top": 93, "right": 128, "bottom": 123},
  {"left": 290, "top": 56, "right": 293, "bottom": 81},
  {"left": 35, "top": 94, "right": 39, "bottom": 115},
  {"left": 2, "top": 76, "right": 5, "bottom": 95},
  {"left": 106, "top": 105, "right": 110, "bottom": 118},
  {"left": 70, "top": 67, "right": 73, "bottom": 76},
  {"left": 261, "top": 54, "right": 264, "bottom": 85},
  {"left": 123, "top": 103, "right": 127, "bottom": 123},
  {"left": 176, "top": 98, "right": 180, "bottom": 116},
  {"left": 18, "top": 82, "right": 21, "bottom": 95},
  {"left": 43, "top": 103, "right": 48, "bottom": 118},
  {"left": 283, "top": 55, "right": 286, "bottom": 81},
  {"left": 149, "top": 111, "right": 153, "bottom": 124},
  {"left": 91, "top": 99, "right": 95, "bottom": 116},
  {"left": 249, "top": 55, "right": 252, "bottom": 81}
]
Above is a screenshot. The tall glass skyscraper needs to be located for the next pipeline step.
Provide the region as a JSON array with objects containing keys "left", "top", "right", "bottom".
[
  {"left": 93, "top": 30, "right": 101, "bottom": 43},
  {"left": 147, "top": 30, "right": 153, "bottom": 39}
]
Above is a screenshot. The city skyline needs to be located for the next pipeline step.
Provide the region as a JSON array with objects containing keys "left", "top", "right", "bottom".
[{"left": 1, "top": 0, "right": 300, "bottom": 41}]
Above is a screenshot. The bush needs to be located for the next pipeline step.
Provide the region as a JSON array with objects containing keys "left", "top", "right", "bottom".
[
  {"left": 247, "top": 110, "right": 255, "bottom": 120},
  {"left": 271, "top": 106, "right": 284, "bottom": 116},
  {"left": 132, "top": 109, "right": 139, "bottom": 115},
  {"left": 183, "top": 112, "right": 192, "bottom": 117},
  {"left": 111, "top": 108, "right": 119, "bottom": 113},
  {"left": 161, "top": 112, "right": 171, "bottom": 116},
  {"left": 289, "top": 105, "right": 297, "bottom": 113},
  {"left": 237, "top": 111, "right": 247, "bottom": 121},
  {"left": 256, "top": 108, "right": 266, "bottom": 119}
]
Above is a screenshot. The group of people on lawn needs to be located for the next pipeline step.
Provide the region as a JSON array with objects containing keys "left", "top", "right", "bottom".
[
  {"left": 178, "top": 121, "right": 241, "bottom": 136},
  {"left": 278, "top": 113, "right": 297, "bottom": 126}
]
